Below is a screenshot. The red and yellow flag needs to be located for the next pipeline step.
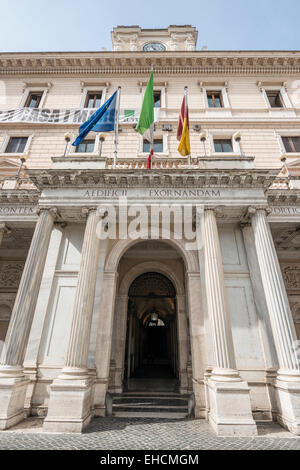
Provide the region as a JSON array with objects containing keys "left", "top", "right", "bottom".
[{"left": 177, "top": 96, "right": 191, "bottom": 156}]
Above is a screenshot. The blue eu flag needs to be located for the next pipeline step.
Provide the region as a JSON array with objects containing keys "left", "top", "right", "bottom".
[{"left": 72, "top": 90, "right": 118, "bottom": 147}]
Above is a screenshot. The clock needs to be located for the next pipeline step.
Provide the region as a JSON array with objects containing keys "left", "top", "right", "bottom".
[{"left": 143, "top": 42, "right": 166, "bottom": 52}]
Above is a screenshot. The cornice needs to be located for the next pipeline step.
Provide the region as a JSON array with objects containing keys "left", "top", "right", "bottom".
[
  {"left": 0, "top": 189, "right": 39, "bottom": 204},
  {"left": 1, "top": 51, "right": 300, "bottom": 75},
  {"left": 267, "top": 188, "right": 300, "bottom": 205},
  {"left": 27, "top": 168, "right": 278, "bottom": 191}
]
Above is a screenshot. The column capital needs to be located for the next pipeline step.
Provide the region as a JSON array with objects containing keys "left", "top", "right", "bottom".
[
  {"left": 247, "top": 206, "right": 272, "bottom": 218},
  {"left": 204, "top": 206, "right": 226, "bottom": 218},
  {"left": 81, "top": 207, "right": 98, "bottom": 218},
  {"left": 0, "top": 223, "right": 11, "bottom": 235},
  {"left": 240, "top": 206, "right": 271, "bottom": 227},
  {"left": 35, "top": 206, "right": 59, "bottom": 218}
]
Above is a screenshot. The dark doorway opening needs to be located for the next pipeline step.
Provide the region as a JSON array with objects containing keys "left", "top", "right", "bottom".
[{"left": 124, "top": 272, "right": 178, "bottom": 391}]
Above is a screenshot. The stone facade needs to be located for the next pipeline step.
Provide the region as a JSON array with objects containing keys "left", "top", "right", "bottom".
[{"left": 0, "top": 25, "right": 299, "bottom": 435}]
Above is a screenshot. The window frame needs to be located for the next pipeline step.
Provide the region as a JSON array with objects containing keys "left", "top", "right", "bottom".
[
  {"left": 203, "top": 85, "right": 230, "bottom": 110},
  {"left": 84, "top": 91, "right": 103, "bottom": 109},
  {"left": 213, "top": 138, "right": 233, "bottom": 153},
  {"left": 5, "top": 137, "right": 29, "bottom": 154},
  {"left": 80, "top": 86, "right": 107, "bottom": 109},
  {"left": 19, "top": 86, "right": 49, "bottom": 109},
  {"left": 207, "top": 91, "right": 224, "bottom": 108},
  {"left": 261, "top": 85, "right": 293, "bottom": 111},
  {"left": 265, "top": 90, "right": 285, "bottom": 108},
  {"left": 143, "top": 138, "right": 164, "bottom": 153},
  {"left": 209, "top": 132, "right": 240, "bottom": 156},
  {"left": 0, "top": 132, "right": 33, "bottom": 157},
  {"left": 277, "top": 132, "right": 300, "bottom": 156},
  {"left": 24, "top": 92, "right": 43, "bottom": 109},
  {"left": 74, "top": 139, "right": 96, "bottom": 154},
  {"left": 68, "top": 133, "right": 101, "bottom": 156},
  {"left": 281, "top": 136, "right": 300, "bottom": 153},
  {"left": 138, "top": 132, "right": 169, "bottom": 156},
  {"left": 140, "top": 85, "right": 166, "bottom": 109},
  {"left": 153, "top": 90, "right": 162, "bottom": 109}
]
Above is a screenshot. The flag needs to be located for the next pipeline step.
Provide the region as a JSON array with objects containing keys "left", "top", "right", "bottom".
[
  {"left": 147, "top": 148, "right": 153, "bottom": 169},
  {"left": 177, "top": 95, "right": 191, "bottom": 157},
  {"left": 136, "top": 71, "right": 154, "bottom": 141},
  {"left": 72, "top": 90, "right": 118, "bottom": 147}
]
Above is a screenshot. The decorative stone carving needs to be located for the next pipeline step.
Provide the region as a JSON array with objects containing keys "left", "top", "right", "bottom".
[
  {"left": 185, "top": 34, "right": 195, "bottom": 51},
  {"left": 273, "top": 229, "right": 300, "bottom": 251},
  {"left": 0, "top": 263, "right": 24, "bottom": 288},
  {"left": 130, "top": 35, "right": 138, "bottom": 52},
  {"left": 0, "top": 303, "right": 12, "bottom": 321},
  {"left": 129, "top": 272, "right": 176, "bottom": 298},
  {"left": 283, "top": 266, "right": 300, "bottom": 289}
]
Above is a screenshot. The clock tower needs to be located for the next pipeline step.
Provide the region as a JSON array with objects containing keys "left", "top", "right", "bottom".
[{"left": 111, "top": 25, "right": 198, "bottom": 51}]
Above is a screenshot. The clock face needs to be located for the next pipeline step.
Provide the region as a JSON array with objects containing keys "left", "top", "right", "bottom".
[{"left": 143, "top": 42, "right": 166, "bottom": 52}]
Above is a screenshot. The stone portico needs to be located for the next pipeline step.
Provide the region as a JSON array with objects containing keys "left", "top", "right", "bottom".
[
  {"left": 0, "top": 156, "right": 298, "bottom": 435},
  {"left": 0, "top": 25, "right": 300, "bottom": 436}
]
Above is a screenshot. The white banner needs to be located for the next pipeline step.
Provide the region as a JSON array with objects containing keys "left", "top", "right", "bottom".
[{"left": 0, "top": 107, "right": 160, "bottom": 125}]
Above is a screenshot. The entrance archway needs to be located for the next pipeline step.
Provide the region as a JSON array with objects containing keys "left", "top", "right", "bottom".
[{"left": 125, "top": 272, "right": 178, "bottom": 390}]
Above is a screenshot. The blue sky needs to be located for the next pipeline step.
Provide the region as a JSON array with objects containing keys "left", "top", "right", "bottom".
[{"left": 0, "top": 0, "right": 299, "bottom": 52}]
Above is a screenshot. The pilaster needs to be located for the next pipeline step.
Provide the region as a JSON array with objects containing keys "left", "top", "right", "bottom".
[{"left": 93, "top": 271, "right": 118, "bottom": 417}]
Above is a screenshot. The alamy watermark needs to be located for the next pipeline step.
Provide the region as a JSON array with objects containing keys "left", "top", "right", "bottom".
[{"left": 95, "top": 197, "right": 203, "bottom": 250}]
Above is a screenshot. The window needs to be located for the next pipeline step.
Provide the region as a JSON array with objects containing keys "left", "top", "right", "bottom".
[
  {"left": 5, "top": 137, "right": 28, "bottom": 153},
  {"left": 24, "top": 92, "right": 43, "bottom": 108},
  {"left": 214, "top": 139, "right": 233, "bottom": 153},
  {"left": 143, "top": 139, "right": 163, "bottom": 153},
  {"left": 266, "top": 90, "right": 284, "bottom": 108},
  {"left": 153, "top": 91, "right": 161, "bottom": 108},
  {"left": 282, "top": 136, "right": 300, "bottom": 153},
  {"left": 207, "top": 91, "right": 223, "bottom": 108},
  {"left": 85, "top": 92, "right": 102, "bottom": 108},
  {"left": 75, "top": 139, "right": 95, "bottom": 153}
]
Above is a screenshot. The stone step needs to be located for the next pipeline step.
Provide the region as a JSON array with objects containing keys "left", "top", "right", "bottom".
[
  {"left": 111, "top": 393, "right": 190, "bottom": 419},
  {"left": 113, "top": 411, "right": 188, "bottom": 419},
  {"left": 114, "top": 404, "right": 188, "bottom": 411},
  {"left": 113, "top": 397, "right": 188, "bottom": 406}
]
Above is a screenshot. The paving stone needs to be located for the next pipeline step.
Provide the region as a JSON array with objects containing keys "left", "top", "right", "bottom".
[{"left": 0, "top": 418, "right": 300, "bottom": 450}]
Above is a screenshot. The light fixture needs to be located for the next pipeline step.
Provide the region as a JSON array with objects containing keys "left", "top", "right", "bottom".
[{"left": 150, "top": 310, "right": 158, "bottom": 322}]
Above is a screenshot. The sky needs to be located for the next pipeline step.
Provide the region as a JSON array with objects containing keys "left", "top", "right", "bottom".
[{"left": 0, "top": 0, "right": 299, "bottom": 52}]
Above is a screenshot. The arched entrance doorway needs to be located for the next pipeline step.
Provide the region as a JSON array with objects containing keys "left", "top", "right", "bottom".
[{"left": 125, "top": 272, "right": 178, "bottom": 391}]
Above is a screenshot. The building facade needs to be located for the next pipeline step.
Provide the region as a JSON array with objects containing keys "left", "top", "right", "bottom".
[{"left": 0, "top": 25, "right": 299, "bottom": 436}]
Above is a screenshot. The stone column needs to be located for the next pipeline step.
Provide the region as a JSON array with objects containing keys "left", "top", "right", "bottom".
[
  {"left": 241, "top": 222, "right": 278, "bottom": 420},
  {"left": 250, "top": 208, "right": 300, "bottom": 434},
  {"left": 44, "top": 208, "right": 101, "bottom": 433},
  {"left": 203, "top": 209, "right": 257, "bottom": 436},
  {"left": 93, "top": 271, "right": 118, "bottom": 416},
  {"left": 0, "top": 208, "right": 55, "bottom": 430}
]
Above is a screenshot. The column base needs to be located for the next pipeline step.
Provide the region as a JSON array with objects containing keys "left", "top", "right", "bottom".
[
  {"left": 93, "top": 378, "right": 109, "bottom": 417},
  {"left": 192, "top": 379, "right": 206, "bottom": 418},
  {"left": 43, "top": 369, "right": 93, "bottom": 433},
  {"left": 0, "top": 366, "right": 29, "bottom": 430},
  {"left": 207, "top": 377, "right": 258, "bottom": 436},
  {"left": 275, "top": 371, "right": 300, "bottom": 435}
]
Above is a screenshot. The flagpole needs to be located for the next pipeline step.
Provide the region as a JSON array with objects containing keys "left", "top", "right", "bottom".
[
  {"left": 184, "top": 86, "right": 191, "bottom": 168},
  {"left": 113, "top": 86, "right": 121, "bottom": 169},
  {"left": 150, "top": 65, "right": 154, "bottom": 169}
]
